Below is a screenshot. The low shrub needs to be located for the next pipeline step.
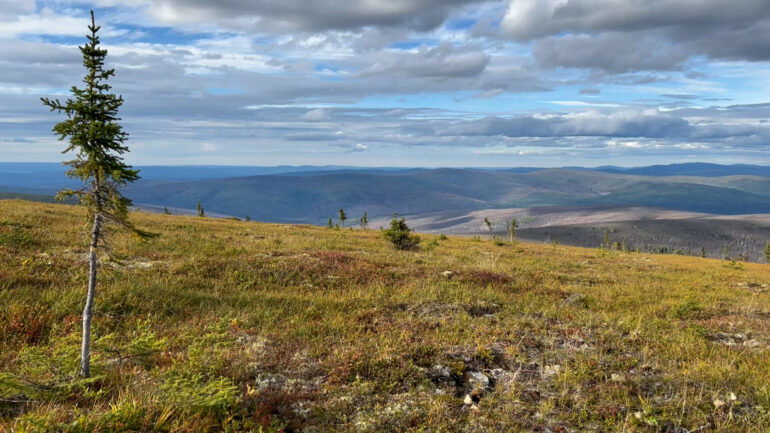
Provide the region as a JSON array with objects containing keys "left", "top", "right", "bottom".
[{"left": 382, "top": 215, "right": 420, "bottom": 251}]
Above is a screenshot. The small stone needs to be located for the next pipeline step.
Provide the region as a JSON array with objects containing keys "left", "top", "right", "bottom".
[
  {"left": 611, "top": 373, "right": 626, "bottom": 383},
  {"left": 542, "top": 364, "right": 561, "bottom": 378},
  {"left": 564, "top": 293, "right": 588, "bottom": 308},
  {"left": 486, "top": 368, "right": 505, "bottom": 380},
  {"left": 744, "top": 339, "right": 761, "bottom": 347},
  {"left": 428, "top": 364, "right": 452, "bottom": 381},
  {"left": 440, "top": 270, "right": 454, "bottom": 279},
  {"left": 463, "top": 394, "right": 474, "bottom": 405},
  {"left": 467, "top": 371, "right": 490, "bottom": 389}
]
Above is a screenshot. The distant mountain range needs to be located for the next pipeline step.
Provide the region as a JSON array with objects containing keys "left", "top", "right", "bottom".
[
  {"left": 2, "top": 162, "right": 770, "bottom": 223},
  {"left": 588, "top": 162, "right": 770, "bottom": 177}
]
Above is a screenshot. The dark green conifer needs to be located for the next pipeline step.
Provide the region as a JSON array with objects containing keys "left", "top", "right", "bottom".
[
  {"left": 360, "top": 211, "right": 368, "bottom": 229},
  {"left": 382, "top": 214, "right": 420, "bottom": 250},
  {"left": 507, "top": 218, "right": 518, "bottom": 243},
  {"left": 41, "top": 11, "right": 150, "bottom": 378}
]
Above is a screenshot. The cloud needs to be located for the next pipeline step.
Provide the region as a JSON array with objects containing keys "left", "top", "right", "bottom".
[
  {"left": 443, "top": 110, "right": 688, "bottom": 138},
  {"left": 501, "top": 0, "right": 770, "bottom": 41},
  {"left": 302, "top": 108, "right": 331, "bottom": 121},
  {"left": 0, "top": 8, "right": 90, "bottom": 37},
  {"left": 2, "top": 1, "right": 770, "bottom": 166},
  {"left": 358, "top": 42, "right": 490, "bottom": 79},
  {"left": 147, "top": 0, "right": 489, "bottom": 33},
  {"left": 501, "top": 0, "right": 770, "bottom": 69},
  {"left": 533, "top": 31, "right": 689, "bottom": 73},
  {"left": 441, "top": 108, "right": 770, "bottom": 143}
]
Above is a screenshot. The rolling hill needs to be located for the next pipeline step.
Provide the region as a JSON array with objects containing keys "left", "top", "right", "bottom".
[
  {"left": 374, "top": 206, "right": 770, "bottom": 262},
  {"left": 115, "top": 168, "right": 770, "bottom": 222},
  {"left": 1, "top": 200, "right": 768, "bottom": 431}
]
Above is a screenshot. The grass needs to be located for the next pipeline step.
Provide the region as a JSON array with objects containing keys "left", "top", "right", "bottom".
[{"left": 1, "top": 199, "right": 769, "bottom": 432}]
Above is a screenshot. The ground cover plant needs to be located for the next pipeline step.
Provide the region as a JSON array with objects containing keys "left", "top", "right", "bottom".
[{"left": 1, "top": 199, "right": 769, "bottom": 432}]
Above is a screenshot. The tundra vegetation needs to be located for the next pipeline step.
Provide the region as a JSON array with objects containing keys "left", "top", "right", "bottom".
[{"left": 2, "top": 200, "right": 769, "bottom": 432}]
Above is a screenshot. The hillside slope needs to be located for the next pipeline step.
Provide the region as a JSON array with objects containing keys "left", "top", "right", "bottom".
[
  {"left": 1, "top": 200, "right": 769, "bottom": 432},
  {"left": 120, "top": 168, "right": 770, "bottom": 223},
  {"left": 372, "top": 206, "right": 770, "bottom": 262}
]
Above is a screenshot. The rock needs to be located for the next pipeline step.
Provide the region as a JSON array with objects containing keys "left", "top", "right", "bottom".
[
  {"left": 610, "top": 373, "right": 626, "bottom": 383},
  {"left": 487, "top": 368, "right": 517, "bottom": 391},
  {"left": 744, "top": 339, "right": 761, "bottom": 348},
  {"left": 463, "top": 394, "right": 474, "bottom": 405},
  {"left": 564, "top": 293, "right": 589, "bottom": 308},
  {"left": 486, "top": 368, "right": 505, "bottom": 380},
  {"left": 542, "top": 364, "right": 561, "bottom": 378},
  {"left": 467, "top": 371, "right": 490, "bottom": 389},
  {"left": 433, "top": 364, "right": 451, "bottom": 377},
  {"left": 428, "top": 364, "right": 452, "bottom": 380},
  {"left": 440, "top": 270, "right": 454, "bottom": 279}
]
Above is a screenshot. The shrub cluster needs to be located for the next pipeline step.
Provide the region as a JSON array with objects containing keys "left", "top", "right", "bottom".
[{"left": 382, "top": 215, "right": 420, "bottom": 250}]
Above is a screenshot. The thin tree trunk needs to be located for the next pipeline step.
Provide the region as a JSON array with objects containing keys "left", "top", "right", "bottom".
[{"left": 80, "top": 213, "right": 102, "bottom": 378}]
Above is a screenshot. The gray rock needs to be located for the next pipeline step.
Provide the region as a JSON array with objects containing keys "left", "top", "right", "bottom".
[
  {"left": 467, "top": 371, "right": 490, "bottom": 389},
  {"left": 428, "top": 364, "right": 452, "bottom": 379}
]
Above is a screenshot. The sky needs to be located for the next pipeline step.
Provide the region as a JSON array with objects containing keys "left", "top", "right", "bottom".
[{"left": 2, "top": 0, "right": 770, "bottom": 167}]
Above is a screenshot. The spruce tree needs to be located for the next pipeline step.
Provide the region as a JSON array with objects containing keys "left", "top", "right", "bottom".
[
  {"left": 41, "top": 11, "right": 149, "bottom": 378},
  {"left": 483, "top": 217, "right": 493, "bottom": 238},
  {"left": 339, "top": 208, "right": 347, "bottom": 227},
  {"left": 382, "top": 214, "right": 420, "bottom": 250},
  {"left": 507, "top": 218, "right": 518, "bottom": 243},
  {"left": 360, "top": 211, "right": 368, "bottom": 229},
  {"left": 197, "top": 201, "right": 204, "bottom": 217},
  {"left": 765, "top": 240, "right": 770, "bottom": 262},
  {"left": 327, "top": 217, "right": 333, "bottom": 229}
]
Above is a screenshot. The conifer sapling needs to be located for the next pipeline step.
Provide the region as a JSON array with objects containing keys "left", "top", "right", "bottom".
[
  {"left": 360, "top": 211, "right": 368, "bottom": 229},
  {"left": 41, "top": 11, "right": 152, "bottom": 378}
]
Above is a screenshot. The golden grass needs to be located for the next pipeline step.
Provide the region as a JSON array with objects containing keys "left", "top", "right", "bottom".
[{"left": 1, "top": 199, "right": 769, "bottom": 432}]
